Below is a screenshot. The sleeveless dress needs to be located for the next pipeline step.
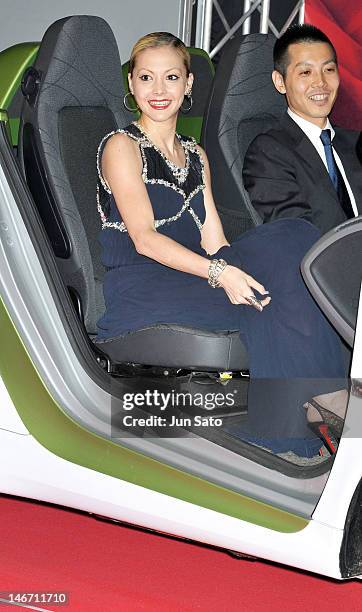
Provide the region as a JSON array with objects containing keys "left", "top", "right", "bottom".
[{"left": 96, "top": 123, "right": 345, "bottom": 457}]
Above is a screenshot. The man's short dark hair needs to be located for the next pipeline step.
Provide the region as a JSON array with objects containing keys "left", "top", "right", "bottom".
[{"left": 273, "top": 24, "right": 337, "bottom": 77}]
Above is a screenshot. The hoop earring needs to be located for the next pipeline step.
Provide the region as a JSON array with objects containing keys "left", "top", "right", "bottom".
[
  {"left": 123, "top": 91, "right": 139, "bottom": 112},
  {"left": 180, "top": 92, "right": 193, "bottom": 114}
]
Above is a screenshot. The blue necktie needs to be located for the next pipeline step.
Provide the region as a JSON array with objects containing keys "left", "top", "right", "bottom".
[
  {"left": 320, "top": 129, "right": 354, "bottom": 219},
  {"left": 320, "top": 129, "right": 338, "bottom": 189}
]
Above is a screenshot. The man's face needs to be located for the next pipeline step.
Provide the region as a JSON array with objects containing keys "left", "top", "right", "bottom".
[{"left": 272, "top": 41, "right": 340, "bottom": 128}]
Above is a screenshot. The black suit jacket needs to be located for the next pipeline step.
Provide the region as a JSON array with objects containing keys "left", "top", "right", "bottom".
[{"left": 243, "top": 112, "right": 362, "bottom": 235}]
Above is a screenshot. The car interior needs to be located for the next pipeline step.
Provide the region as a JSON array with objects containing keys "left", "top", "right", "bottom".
[{"left": 2, "top": 14, "right": 361, "bottom": 473}]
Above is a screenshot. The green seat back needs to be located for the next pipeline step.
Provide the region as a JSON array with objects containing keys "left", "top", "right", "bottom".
[{"left": 0, "top": 42, "right": 40, "bottom": 145}]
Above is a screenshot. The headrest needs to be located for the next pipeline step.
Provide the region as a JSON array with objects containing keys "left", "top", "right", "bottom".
[
  {"left": 232, "top": 34, "right": 287, "bottom": 160},
  {"left": 21, "top": 15, "right": 125, "bottom": 117},
  {"left": 226, "top": 33, "right": 285, "bottom": 122},
  {"left": 202, "top": 33, "right": 286, "bottom": 228},
  {"left": 204, "top": 32, "right": 286, "bottom": 168}
]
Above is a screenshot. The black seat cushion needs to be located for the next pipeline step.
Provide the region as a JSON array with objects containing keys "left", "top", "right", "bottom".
[{"left": 95, "top": 325, "right": 249, "bottom": 370}]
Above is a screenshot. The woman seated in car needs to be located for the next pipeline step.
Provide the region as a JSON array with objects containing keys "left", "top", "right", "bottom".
[{"left": 96, "top": 31, "right": 347, "bottom": 460}]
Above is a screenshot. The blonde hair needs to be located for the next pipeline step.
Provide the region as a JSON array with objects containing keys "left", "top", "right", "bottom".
[{"left": 129, "top": 32, "right": 191, "bottom": 76}]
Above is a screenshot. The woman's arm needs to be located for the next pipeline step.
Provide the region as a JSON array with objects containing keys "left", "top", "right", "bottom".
[
  {"left": 101, "top": 133, "right": 270, "bottom": 308},
  {"left": 102, "top": 133, "right": 211, "bottom": 278},
  {"left": 196, "top": 145, "right": 270, "bottom": 305}
]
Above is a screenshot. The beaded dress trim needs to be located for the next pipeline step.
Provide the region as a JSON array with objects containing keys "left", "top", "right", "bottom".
[
  {"left": 96, "top": 123, "right": 205, "bottom": 233},
  {"left": 135, "top": 121, "right": 190, "bottom": 185}
]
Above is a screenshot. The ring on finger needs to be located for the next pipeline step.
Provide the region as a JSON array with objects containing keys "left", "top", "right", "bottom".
[{"left": 245, "top": 295, "right": 263, "bottom": 312}]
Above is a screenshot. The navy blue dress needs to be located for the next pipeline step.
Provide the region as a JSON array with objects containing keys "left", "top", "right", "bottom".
[{"left": 96, "top": 123, "right": 345, "bottom": 457}]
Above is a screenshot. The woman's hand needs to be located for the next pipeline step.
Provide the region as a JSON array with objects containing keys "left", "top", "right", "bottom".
[{"left": 218, "top": 265, "right": 271, "bottom": 310}]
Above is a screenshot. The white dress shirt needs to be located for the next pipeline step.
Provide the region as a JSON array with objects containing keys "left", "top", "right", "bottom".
[{"left": 287, "top": 108, "right": 358, "bottom": 216}]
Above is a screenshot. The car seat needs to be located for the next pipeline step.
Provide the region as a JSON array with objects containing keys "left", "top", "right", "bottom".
[
  {"left": 18, "top": 14, "right": 248, "bottom": 372},
  {"left": 302, "top": 216, "right": 362, "bottom": 349},
  {"left": 201, "top": 33, "right": 287, "bottom": 241}
]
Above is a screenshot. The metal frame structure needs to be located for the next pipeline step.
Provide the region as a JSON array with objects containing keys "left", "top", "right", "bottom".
[
  {"left": 192, "top": 0, "right": 305, "bottom": 57},
  {"left": 178, "top": 0, "right": 195, "bottom": 46}
]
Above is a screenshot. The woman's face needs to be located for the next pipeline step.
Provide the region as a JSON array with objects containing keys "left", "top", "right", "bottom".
[{"left": 129, "top": 45, "right": 193, "bottom": 123}]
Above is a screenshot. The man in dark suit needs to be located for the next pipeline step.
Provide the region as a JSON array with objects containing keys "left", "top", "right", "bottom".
[{"left": 243, "top": 24, "right": 362, "bottom": 235}]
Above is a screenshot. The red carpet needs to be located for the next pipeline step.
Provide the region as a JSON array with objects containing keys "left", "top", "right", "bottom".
[{"left": 0, "top": 495, "right": 361, "bottom": 611}]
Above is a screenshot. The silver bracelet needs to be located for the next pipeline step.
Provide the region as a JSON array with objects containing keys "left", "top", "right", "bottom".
[{"left": 208, "top": 258, "right": 228, "bottom": 288}]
